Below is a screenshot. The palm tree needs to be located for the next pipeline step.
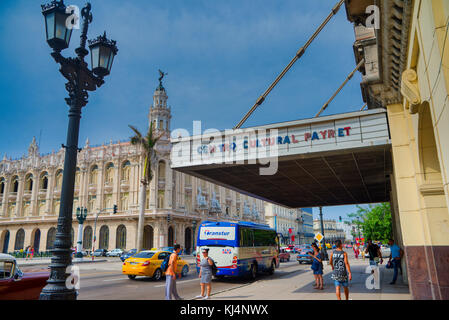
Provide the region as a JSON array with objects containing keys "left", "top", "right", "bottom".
[{"left": 129, "top": 121, "right": 161, "bottom": 252}]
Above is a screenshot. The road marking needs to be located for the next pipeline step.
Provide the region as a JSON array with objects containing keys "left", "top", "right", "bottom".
[
  {"left": 103, "top": 277, "right": 128, "bottom": 282},
  {"left": 154, "top": 278, "right": 200, "bottom": 287}
]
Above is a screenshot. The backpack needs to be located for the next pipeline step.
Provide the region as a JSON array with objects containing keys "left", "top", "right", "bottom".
[
  {"left": 161, "top": 255, "right": 171, "bottom": 272},
  {"left": 209, "top": 258, "right": 218, "bottom": 276}
]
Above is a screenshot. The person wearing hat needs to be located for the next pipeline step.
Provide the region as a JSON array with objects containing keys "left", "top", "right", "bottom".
[{"left": 196, "top": 248, "right": 215, "bottom": 299}]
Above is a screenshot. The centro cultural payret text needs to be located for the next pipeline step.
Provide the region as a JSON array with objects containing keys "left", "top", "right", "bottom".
[{"left": 197, "top": 126, "right": 352, "bottom": 154}]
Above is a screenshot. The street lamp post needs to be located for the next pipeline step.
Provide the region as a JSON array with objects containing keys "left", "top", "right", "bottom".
[
  {"left": 192, "top": 220, "right": 197, "bottom": 254},
  {"left": 39, "top": 0, "right": 117, "bottom": 300},
  {"left": 319, "top": 206, "right": 328, "bottom": 261},
  {"left": 75, "top": 207, "right": 87, "bottom": 258}
]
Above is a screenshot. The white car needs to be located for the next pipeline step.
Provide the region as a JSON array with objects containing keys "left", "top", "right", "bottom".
[
  {"left": 380, "top": 245, "right": 391, "bottom": 257},
  {"left": 106, "top": 248, "right": 124, "bottom": 257}
]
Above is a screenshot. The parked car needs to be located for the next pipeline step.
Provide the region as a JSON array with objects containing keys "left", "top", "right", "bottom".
[
  {"left": 120, "top": 249, "right": 137, "bottom": 262},
  {"left": 0, "top": 253, "right": 49, "bottom": 300},
  {"left": 92, "top": 249, "right": 107, "bottom": 257},
  {"left": 106, "top": 248, "right": 124, "bottom": 257},
  {"left": 279, "top": 249, "right": 290, "bottom": 262},
  {"left": 297, "top": 249, "right": 314, "bottom": 264},
  {"left": 161, "top": 246, "right": 174, "bottom": 253},
  {"left": 285, "top": 245, "right": 294, "bottom": 253},
  {"left": 380, "top": 245, "right": 391, "bottom": 257},
  {"left": 122, "top": 250, "right": 189, "bottom": 281}
]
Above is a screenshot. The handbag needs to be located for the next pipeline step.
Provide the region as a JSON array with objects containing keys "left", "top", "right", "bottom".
[{"left": 386, "top": 260, "right": 393, "bottom": 269}]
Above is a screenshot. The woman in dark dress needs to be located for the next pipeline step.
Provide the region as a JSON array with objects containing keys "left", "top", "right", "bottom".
[{"left": 309, "top": 243, "right": 323, "bottom": 290}]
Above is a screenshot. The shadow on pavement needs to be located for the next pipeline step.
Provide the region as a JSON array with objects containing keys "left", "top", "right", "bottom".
[{"left": 291, "top": 263, "right": 410, "bottom": 295}]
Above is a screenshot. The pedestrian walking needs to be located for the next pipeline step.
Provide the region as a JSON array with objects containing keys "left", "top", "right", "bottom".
[
  {"left": 25, "top": 246, "right": 31, "bottom": 260},
  {"left": 30, "top": 246, "right": 34, "bottom": 260},
  {"left": 195, "top": 248, "right": 215, "bottom": 300},
  {"left": 165, "top": 244, "right": 183, "bottom": 300},
  {"left": 388, "top": 239, "right": 404, "bottom": 284},
  {"left": 308, "top": 243, "right": 323, "bottom": 290},
  {"left": 366, "top": 239, "right": 383, "bottom": 269},
  {"left": 330, "top": 240, "right": 352, "bottom": 300},
  {"left": 353, "top": 243, "right": 359, "bottom": 259}
]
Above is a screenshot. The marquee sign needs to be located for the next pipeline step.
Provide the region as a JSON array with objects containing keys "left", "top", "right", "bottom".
[{"left": 171, "top": 109, "right": 390, "bottom": 169}]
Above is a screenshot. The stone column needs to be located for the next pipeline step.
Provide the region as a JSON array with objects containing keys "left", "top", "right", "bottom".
[
  {"left": 165, "top": 163, "right": 172, "bottom": 209},
  {"left": 15, "top": 175, "right": 25, "bottom": 217},
  {"left": 1, "top": 177, "right": 10, "bottom": 217},
  {"left": 97, "top": 163, "right": 105, "bottom": 211},
  {"left": 45, "top": 171, "right": 55, "bottom": 215},
  {"left": 113, "top": 160, "right": 120, "bottom": 209},
  {"left": 149, "top": 164, "right": 157, "bottom": 209},
  {"left": 30, "top": 171, "right": 39, "bottom": 216}
]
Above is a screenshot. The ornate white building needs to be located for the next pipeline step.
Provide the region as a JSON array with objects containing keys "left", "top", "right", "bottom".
[{"left": 0, "top": 81, "right": 267, "bottom": 254}]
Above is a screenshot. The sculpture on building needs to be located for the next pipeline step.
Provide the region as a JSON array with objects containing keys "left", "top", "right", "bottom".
[
  {"left": 243, "top": 201, "right": 251, "bottom": 216},
  {"left": 196, "top": 186, "right": 208, "bottom": 210},
  {"left": 209, "top": 191, "right": 222, "bottom": 214}
]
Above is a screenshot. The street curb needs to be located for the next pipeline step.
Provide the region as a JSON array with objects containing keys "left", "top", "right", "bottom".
[{"left": 18, "top": 259, "right": 108, "bottom": 267}]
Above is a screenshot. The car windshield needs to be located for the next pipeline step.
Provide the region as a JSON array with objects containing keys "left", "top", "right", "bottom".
[
  {"left": 133, "top": 252, "right": 155, "bottom": 258},
  {"left": 95, "top": 249, "right": 102, "bottom": 252}
]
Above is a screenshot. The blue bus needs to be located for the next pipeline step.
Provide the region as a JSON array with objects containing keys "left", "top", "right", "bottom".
[{"left": 196, "top": 221, "right": 279, "bottom": 279}]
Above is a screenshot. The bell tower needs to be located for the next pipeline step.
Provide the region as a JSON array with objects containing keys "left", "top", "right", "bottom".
[{"left": 149, "top": 70, "right": 171, "bottom": 140}]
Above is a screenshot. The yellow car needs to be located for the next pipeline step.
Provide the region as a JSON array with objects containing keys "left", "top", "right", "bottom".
[{"left": 122, "top": 250, "right": 189, "bottom": 280}]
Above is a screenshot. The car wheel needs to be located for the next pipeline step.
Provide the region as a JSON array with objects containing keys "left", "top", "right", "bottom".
[
  {"left": 299, "top": 261, "right": 302, "bottom": 264},
  {"left": 128, "top": 275, "right": 136, "bottom": 280},
  {"left": 268, "top": 260, "right": 275, "bottom": 275},
  {"left": 153, "top": 268, "right": 162, "bottom": 281},
  {"left": 181, "top": 265, "right": 189, "bottom": 277}
]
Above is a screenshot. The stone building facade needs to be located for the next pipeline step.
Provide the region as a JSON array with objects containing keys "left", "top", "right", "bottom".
[{"left": 0, "top": 83, "right": 267, "bottom": 254}]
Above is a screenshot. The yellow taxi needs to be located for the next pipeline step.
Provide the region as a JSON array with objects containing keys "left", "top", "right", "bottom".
[{"left": 122, "top": 250, "right": 189, "bottom": 280}]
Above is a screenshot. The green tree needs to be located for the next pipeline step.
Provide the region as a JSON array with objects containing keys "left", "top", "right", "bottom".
[{"left": 348, "top": 203, "right": 392, "bottom": 243}]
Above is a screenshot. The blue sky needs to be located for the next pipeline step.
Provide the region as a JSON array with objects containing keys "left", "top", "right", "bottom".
[{"left": 0, "top": 0, "right": 372, "bottom": 220}]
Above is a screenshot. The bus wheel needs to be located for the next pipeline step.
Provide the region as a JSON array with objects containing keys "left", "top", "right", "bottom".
[
  {"left": 268, "top": 260, "right": 275, "bottom": 275},
  {"left": 250, "top": 264, "right": 257, "bottom": 280}
]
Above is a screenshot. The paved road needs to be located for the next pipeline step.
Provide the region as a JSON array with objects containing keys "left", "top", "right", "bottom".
[{"left": 23, "top": 254, "right": 309, "bottom": 300}]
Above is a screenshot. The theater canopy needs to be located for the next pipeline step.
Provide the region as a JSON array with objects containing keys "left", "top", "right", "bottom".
[{"left": 171, "top": 109, "right": 392, "bottom": 208}]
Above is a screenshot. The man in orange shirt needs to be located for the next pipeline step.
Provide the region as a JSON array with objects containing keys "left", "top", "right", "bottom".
[{"left": 165, "top": 244, "right": 183, "bottom": 300}]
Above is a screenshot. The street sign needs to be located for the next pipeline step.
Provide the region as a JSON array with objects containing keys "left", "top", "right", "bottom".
[{"left": 314, "top": 232, "right": 323, "bottom": 242}]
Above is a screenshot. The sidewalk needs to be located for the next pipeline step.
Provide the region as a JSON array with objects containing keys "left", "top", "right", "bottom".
[
  {"left": 211, "top": 258, "right": 410, "bottom": 300},
  {"left": 17, "top": 254, "right": 196, "bottom": 267}
]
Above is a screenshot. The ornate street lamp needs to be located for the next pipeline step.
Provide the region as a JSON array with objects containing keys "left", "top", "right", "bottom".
[
  {"left": 39, "top": 1, "right": 118, "bottom": 300},
  {"left": 42, "top": 0, "right": 72, "bottom": 51},
  {"left": 88, "top": 32, "right": 118, "bottom": 77},
  {"left": 75, "top": 207, "right": 87, "bottom": 258}
]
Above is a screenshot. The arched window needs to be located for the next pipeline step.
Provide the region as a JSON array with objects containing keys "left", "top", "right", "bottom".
[
  {"left": 99, "top": 225, "right": 109, "bottom": 250},
  {"left": 159, "top": 120, "right": 164, "bottom": 130},
  {"left": 11, "top": 176, "right": 18, "bottom": 193},
  {"left": 89, "top": 165, "right": 98, "bottom": 185},
  {"left": 105, "top": 163, "right": 114, "bottom": 184},
  {"left": 25, "top": 174, "right": 33, "bottom": 192},
  {"left": 116, "top": 225, "right": 126, "bottom": 249},
  {"left": 83, "top": 226, "right": 92, "bottom": 249},
  {"left": 143, "top": 225, "right": 154, "bottom": 250},
  {"left": 14, "top": 228, "right": 25, "bottom": 250},
  {"left": 55, "top": 170, "right": 63, "bottom": 189},
  {"left": 121, "top": 161, "right": 131, "bottom": 182},
  {"left": 40, "top": 172, "right": 48, "bottom": 190},
  {"left": 0, "top": 177, "right": 5, "bottom": 195},
  {"left": 168, "top": 226, "right": 174, "bottom": 247},
  {"left": 46, "top": 227, "right": 56, "bottom": 250}
]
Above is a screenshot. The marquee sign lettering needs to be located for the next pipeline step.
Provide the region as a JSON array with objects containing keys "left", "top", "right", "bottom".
[{"left": 197, "top": 126, "right": 352, "bottom": 155}]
